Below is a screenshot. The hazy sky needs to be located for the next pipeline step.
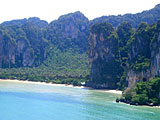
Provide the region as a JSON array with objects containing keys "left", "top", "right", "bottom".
[{"left": 0, "top": 0, "right": 160, "bottom": 23}]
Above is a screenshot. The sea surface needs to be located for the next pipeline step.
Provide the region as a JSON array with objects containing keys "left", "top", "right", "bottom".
[{"left": 0, "top": 80, "right": 159, "bottom": 120}]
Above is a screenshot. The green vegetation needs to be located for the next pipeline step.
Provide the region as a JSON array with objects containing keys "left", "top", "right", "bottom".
[
  {"left": 47, "top": 11, "right": 89, "bottom": 52},
  {"left": 0, "top": 21, "right": 48, "bottom": 68},
  {"left": 116, "top": 21, "right": 160, "bottom": 105},
  {"left": 0, "top": 13, "right": 89, "bottom": 86},
  {"left": 88, "top": 20, "right": 160, "bottom": 91},
  {"left": 116, "top": 22, "right": 134, "bottom": 90},
  {"left": 123, "top": 77, "right": 160, "bottom": 105},
  {"left": 0, "top": 47, "right": 89, "bottom": 86},
  {"left": 127, "top": 23, "right": 156, "bottom": 72}
]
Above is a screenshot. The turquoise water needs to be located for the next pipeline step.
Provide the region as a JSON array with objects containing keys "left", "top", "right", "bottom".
[{"left": 0, "top": 81, "right": 159, "bottom": 120}]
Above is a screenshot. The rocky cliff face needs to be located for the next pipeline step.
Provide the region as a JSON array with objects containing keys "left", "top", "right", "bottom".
[
  {"left": 0, "top": 32, "right": 16, "bottom": 68},
  {"left": 87, "top": 4, "right": 160, "bottom": 90},
  {"left": 0, "top": 18, "right": 48, "bottom": 68},
  {"left": 126, "top": 70, "right": 151, "bottom": 88},
  {"left": 125, "top": 23, "right": 152, "bottom": 87},
  {"left": 88, "top": 20, "right": 160, "bottom": 90},
  {"left": 0, "top": 33, "right": 38, "bottom": 68},
  {"left": 126, "top": 21, "right": 160, "bottom": 88},
  {"left": 87, "top": 23, "right": 121, "bottom": 89},
  {"left": 16, "top": 37, "right": 35, "bottom": 67},
  {"left": 150, "top": 21, "right": 160, "bottom": 77}
]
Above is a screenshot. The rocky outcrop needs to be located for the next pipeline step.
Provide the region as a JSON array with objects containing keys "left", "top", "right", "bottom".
[
  {"left": 87, "top": 23, "right": 121, "bottom": 89},
  {"left": 126, "top": 70, "right": 151, "bottom": 88}
]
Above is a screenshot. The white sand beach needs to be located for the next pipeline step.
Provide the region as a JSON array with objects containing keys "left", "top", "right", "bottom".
[
  {"left": 0, "top": 79, "right": 122, "bottom": 94},
  {"left": 0, "top": 79, "right": 85, "bottom": 88}
]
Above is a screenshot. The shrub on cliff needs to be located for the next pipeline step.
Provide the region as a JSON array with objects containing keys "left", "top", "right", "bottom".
[{"left": 123, "top": 77, "right": 160, "bottom": 105}]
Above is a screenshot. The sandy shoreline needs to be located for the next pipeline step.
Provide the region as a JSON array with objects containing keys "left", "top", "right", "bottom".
[
  {"left": 0, "top": 79, "right": 122, "bottom": 94},
  {"left": 0, "top": 79, "right": 85, "bottom": 88},
  {"left": 104, "top": 90, "right": 122, "bottom": 94}
]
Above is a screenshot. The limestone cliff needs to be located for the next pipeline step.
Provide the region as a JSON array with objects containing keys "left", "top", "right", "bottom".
[
  {"left": 126, "top": 22, "right": 153, "bottom": 88},
  {"left": 88, "top": 20, "right": 160, "bottom": 90},
  {"left": 0, "top": 12, "right": 89, "bottom": 68},
  {"left": 87, "top": 23, "right": 121, "bottom": 89},
  {"left": 0, "top": 18, "right": 48, "bottom": 68},
  {"left": 126, "top": 21, "right": 160, "bottom": 89},
  {"left": 126, "top": 70, "right": 151, "bottom": 88},
  {"left": 0, "top": 32, "right": 16, "bottom": 68},
  {"left": 150, "top": 21, "right": 160, "bottom": 77}
]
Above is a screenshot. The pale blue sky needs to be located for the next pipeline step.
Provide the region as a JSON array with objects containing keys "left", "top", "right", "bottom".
[{"left": 0, "top": 0, "right": 160, "bottom": 23}]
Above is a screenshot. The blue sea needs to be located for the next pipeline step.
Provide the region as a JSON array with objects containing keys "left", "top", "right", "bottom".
[{"left": 0, "top": 80, "right": 159, "bottom": 120}]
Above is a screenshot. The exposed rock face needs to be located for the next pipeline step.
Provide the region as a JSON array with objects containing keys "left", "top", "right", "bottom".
[
  {"left": 126, "top": 70, "right": 151, "bottom": 88},
  {"left": 126, "top": 23, "right": 152, "bottom": 87},
  {"left": 0, "top": 32, "right": 16, "bottom": 68},
  {"left": 88, "top": 23, "right": 121, "bottom": 89},
  {"left": 0, "top": 33, "right": 36, "bottom": 68},
  {"left": 15, "top": 37, "right": 34, "bottom": 67},
  {"left": 151, "top": 47, "right": 160, "bottom": 76},
  {"left": 129, "top": 23, "right": 151, "bottom": 58},
  {"left": 0, "top": 18, "right": 48, "bottom": 68},
  {"left": 126, "top": 21, "right": 160, "bottom": 89}
]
